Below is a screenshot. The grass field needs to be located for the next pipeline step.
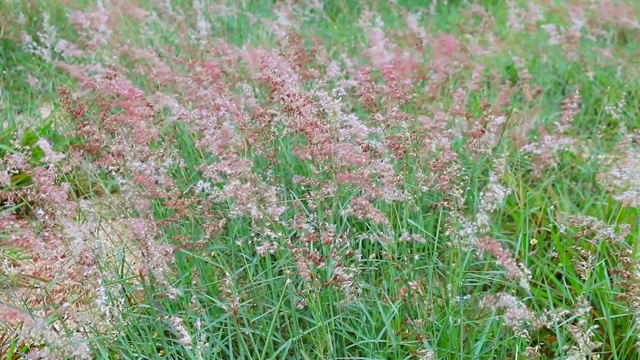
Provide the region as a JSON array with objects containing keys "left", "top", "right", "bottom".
[{"left": 1, "top": 0, "right": 640, "bottom": 359}]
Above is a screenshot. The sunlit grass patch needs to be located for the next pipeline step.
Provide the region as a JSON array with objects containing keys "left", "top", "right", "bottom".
[{"left": 1, "top": 0, "right": 640, "bottom": 359}]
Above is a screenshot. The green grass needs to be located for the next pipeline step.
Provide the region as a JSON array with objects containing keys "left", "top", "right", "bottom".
[{"left": 2, "top": 0, "right": 640, "bottom": 359}]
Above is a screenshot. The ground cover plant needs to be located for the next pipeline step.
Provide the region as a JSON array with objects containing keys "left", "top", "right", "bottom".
[{"left": 1, "top": 0, "right": 640, "bottom": 359}]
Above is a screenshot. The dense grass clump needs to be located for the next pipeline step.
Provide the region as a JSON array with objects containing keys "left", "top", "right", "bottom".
[{"left": 1, "top": 0, "right": 640, "bottom": 359}]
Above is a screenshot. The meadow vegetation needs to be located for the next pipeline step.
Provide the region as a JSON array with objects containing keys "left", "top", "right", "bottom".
[{"left": 1, "top": 0, "right": 640, "bottom": 359}]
